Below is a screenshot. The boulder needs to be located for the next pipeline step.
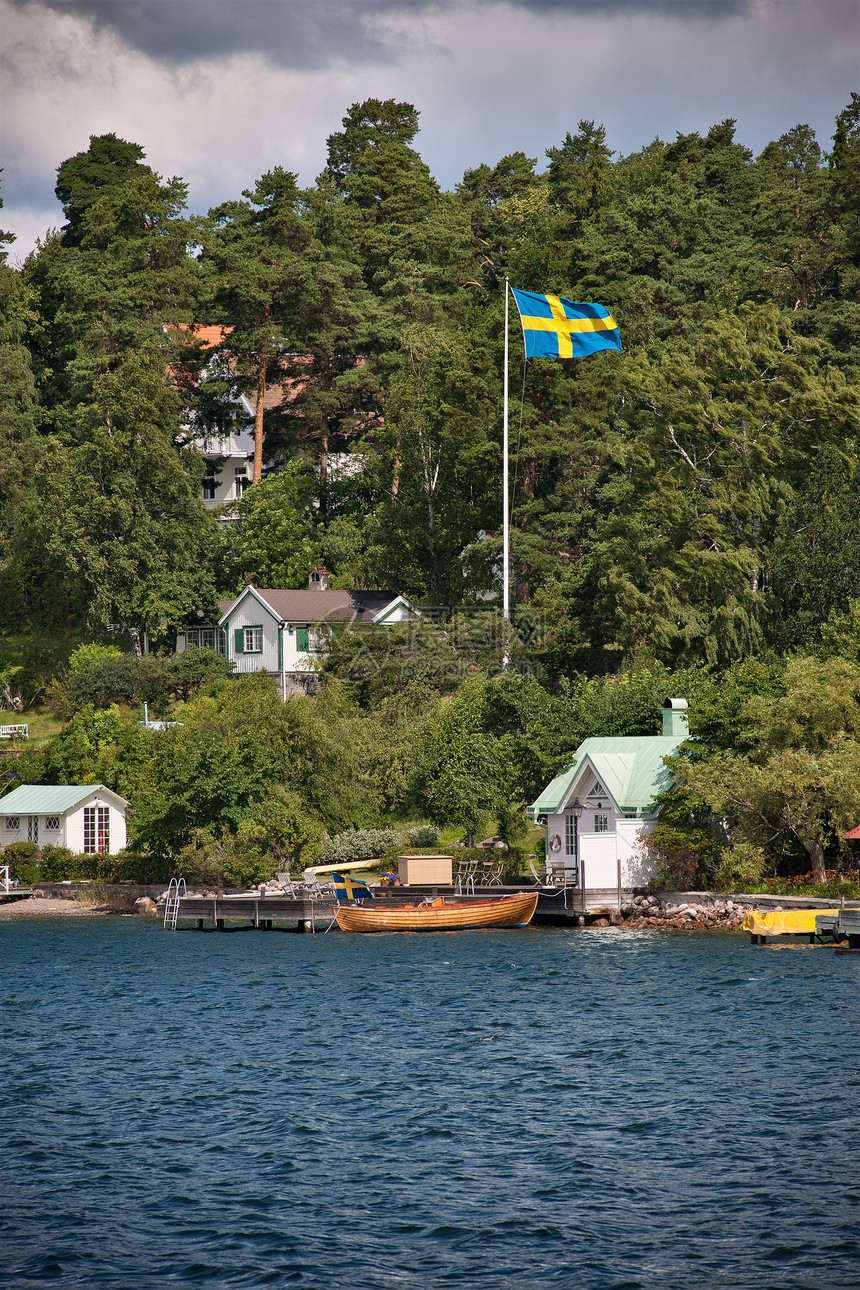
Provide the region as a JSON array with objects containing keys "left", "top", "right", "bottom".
[{"left": 133, "top": 896, "right": 158, "bottom": 917}]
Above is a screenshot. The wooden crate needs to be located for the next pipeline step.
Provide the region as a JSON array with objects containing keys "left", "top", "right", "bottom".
[{"left": 397, "top": 854, "right": 453, "bottom": 886}]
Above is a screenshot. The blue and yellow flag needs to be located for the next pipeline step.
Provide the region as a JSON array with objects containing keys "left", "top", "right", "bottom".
[
  {"left": 331, "top": 872, "right": 374, "bottom": 904},
  {"left": 511, "top": 288, "right": 621, "bottom": 359}
]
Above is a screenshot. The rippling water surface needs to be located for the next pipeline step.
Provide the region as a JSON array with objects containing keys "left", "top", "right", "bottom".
[{"left": 2, "top": 918, "right": 859, "bottom": 1288}]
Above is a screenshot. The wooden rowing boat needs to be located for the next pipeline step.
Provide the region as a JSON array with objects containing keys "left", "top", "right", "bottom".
[{"left": 334, "top": 891, "right": 539, "bottom": 933}]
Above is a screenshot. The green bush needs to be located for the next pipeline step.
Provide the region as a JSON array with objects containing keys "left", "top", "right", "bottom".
[
  {"left": 714, "top": 843, "right": 767, "bottom": 892},
  {"left": 50, "top": 645, "right": 233, "bottom": 717},
  {"left": 320, "top": 828, "right": 403, "bottom": 865},
  {"left": 38, "top": 844, "right": 76, "bottom": 881},
  {"left": 2, "top": 842, "right": 176, "bottom": 885},
  {"left": 642, "top": 823, "right": 718, "bottom": 890},
  {"left": 172, "top": 829, "right": 271, "bottom": 890},
  {"left": 405, "top": 823, "right": 440, "bottom": 848},
  {"left": 235, "top": 791, "right": 323, "bottom": 877},
  {"left": 1, "top": 841, "right": 41, "bottom": 885}
]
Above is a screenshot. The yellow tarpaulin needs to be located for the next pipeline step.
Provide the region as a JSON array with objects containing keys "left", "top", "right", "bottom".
[{"left": 741, "top": 908, "right": 834, "bottom": 935}]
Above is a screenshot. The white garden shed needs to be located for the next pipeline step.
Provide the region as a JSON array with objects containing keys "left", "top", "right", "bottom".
[
  {"left": 528, "top": 699, "right": 690, "bottom": 892},
  {"left": 0, "top": 785, "right": 128, "bottom": 855}
]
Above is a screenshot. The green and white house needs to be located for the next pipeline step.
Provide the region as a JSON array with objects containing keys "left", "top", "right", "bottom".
[
  {"left": 0, "top": 784, "right": 128, "bottom": 854},
  {"left": 528, "top": 699, "right": 690, "bottom": 892},
  {"left": 177, "top": 569, "right": 416, "bottom": 697}
]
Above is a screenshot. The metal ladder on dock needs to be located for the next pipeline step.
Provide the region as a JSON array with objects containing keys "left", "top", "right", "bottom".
[{"left": 163, "top": 877, "right": 186, "bottom": 930}]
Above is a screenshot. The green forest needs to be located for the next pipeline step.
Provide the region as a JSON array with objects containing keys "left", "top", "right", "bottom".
[{"left": 2, "top": 94, "right": 860, "bottom": 891}]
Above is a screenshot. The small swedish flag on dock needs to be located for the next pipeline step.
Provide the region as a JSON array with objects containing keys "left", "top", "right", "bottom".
[
  {"left": 511, "top": 288, "right": 621, "bottom": 359},
  {"left": 331, "top": 872, "right": 374, "bottom": 903}
]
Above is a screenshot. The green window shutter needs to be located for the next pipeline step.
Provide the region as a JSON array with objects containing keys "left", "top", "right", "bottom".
[
  {"left": 233, "top": 628, "right": 244, "bottom": 654},
  {"left": 296, "top": 627, "right": 309, "bottom": 652},
  {"left": 277, "top": 625, "right": 283, "bottom": 670}
]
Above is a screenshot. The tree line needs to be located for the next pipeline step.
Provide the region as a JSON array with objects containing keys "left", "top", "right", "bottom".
[
  {"left": 0, "top": 95, "right": 858, "bottom": 662},
  {"left": 3, "top": 95, "right": 860, "bottom": 884}
]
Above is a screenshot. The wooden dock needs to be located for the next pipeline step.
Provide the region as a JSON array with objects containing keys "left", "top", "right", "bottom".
[
  {"left": 174, "top": 893, "right": 328, "bottom": 932},
  {"left": 170, "top": 885, "right": 630, "bottom": 932}
]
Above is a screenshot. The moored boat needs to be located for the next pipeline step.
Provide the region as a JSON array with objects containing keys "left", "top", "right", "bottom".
[{"left": 334, "top": 891, "right": 538, "bottom": 933}]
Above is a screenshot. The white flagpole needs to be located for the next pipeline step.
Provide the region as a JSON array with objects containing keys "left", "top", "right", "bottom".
[{"left": 503, "top": 279, "right": 510, "bottom": 627}]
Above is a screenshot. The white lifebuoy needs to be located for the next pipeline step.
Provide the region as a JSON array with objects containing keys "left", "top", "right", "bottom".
[{"left": 549, "top": 833, "right": 562, "bottom": 853}]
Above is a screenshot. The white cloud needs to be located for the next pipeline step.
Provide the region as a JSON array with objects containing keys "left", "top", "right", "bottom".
[{"left": 1, "top": 0, "right": 856, "bottom": 262}]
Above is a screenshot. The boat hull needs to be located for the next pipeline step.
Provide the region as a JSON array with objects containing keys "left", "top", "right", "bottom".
[{"left": 335, "top": 892, "right": 539, "bottom": 934}]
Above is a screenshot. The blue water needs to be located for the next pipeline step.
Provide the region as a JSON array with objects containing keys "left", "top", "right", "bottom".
[{"left": 1, "top": 919, "right": 859, "bottom": 1289}]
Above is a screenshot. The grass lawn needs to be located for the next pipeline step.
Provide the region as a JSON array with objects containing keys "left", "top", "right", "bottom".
[{"left": 17, "top": 707, "right": 65, "bottom": 741}]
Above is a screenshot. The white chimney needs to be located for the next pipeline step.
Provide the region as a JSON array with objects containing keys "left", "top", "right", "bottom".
[{"left": 662, "top": 698, "right": 689, "bottom": 738}]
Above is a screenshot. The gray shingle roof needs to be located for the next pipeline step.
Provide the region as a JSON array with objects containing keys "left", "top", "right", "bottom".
[{"left": 221, "top": 588, "right": 406, "bottom": 625}]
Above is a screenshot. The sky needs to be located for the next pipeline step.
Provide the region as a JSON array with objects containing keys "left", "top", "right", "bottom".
[{"left": 1, "top": 0, "right": 857, "bottom": 263}]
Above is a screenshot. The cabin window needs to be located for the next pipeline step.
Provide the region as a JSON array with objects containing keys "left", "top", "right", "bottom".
[
  {"left": 187, "top": 627, "right": 216, "bottom": 650},
  {"left": 564, "top": 814, "right": 577, "bottom": 856},
  {"left": 4, "top": 816, "right": 19, "bottom": 831},
  {"left": 243, "top": 626, "right": 263, "bottom": 653},
  {"left": 202, "top": 468, "right": 217, "bottom": 500},
  {"left": 84, "top": 806, "right": 110, "bottom": 854},
  {"left": 235, "top": 467, "right": 250, "bottom": 497},
  {"left": 27, "top": 816, "right": 38, "bottom": 843},
  {"left": 45, "top": 817, "right": 60, "bottom": 831},
  {"left": 594, "top": 814, "right": 609, "bottom": 833}
]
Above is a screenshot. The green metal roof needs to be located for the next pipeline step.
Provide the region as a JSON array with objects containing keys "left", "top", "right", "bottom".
[
  {"left": 529, "top": 735, "right": 686, "bottom": 817},
  {"left": 0, "top": 784, "right": 127, "bottom": 813}
]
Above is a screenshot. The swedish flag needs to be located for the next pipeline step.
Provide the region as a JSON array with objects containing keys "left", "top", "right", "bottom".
[
  {"left": 511, "top": 289, "right": 621, "bottom": 359},
  {"left": 331, "top": 872, "right": 374, "bottom": 903}
]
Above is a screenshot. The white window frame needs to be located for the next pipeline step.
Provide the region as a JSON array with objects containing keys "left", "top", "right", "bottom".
[
  {"left": 564, "top": 814, "right": 577, "bottom": 856},
  {"left": 5, "top": 816, "right": 19, "bottom": 831},
  {"left": 45, "top": 817, "right": 60, "bottom": 831},
  {"left": 594, "top": 814, "right": 609, "bottom": 833},
  {"left": 84, "top": 806, "right": 110, "bottom": 854},
  {"left": 202, "top": 468, "right": 217, "bottom": 501},
  {"left": 243, "top": 626, "right": 263, "bottom": 653},
  {"left": 27, "top": 816, "right": 38, "bottom": 843}
]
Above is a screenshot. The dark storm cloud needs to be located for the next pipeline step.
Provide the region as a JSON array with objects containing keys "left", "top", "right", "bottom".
[
  {"left": 3, "top": 0, "right": 853, "bottom": 264},
  {"left": 8, "top": 0, "right": 384, "bottom": 67},
  {"left": 9, "top": 0, "right": 749, "bottom": 68}
]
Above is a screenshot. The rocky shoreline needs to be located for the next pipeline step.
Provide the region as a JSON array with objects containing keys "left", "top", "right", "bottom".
[{"left": 591, "top": 894, "right": 753, "bottom": 931}]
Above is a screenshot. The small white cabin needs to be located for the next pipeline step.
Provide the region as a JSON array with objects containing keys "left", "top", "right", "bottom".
[
  {"left": 0, "top": 784, "right": 129, "bottom": 854},
  {"left": 528, "top": 699, "right": 690, "bottom": 890}
]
